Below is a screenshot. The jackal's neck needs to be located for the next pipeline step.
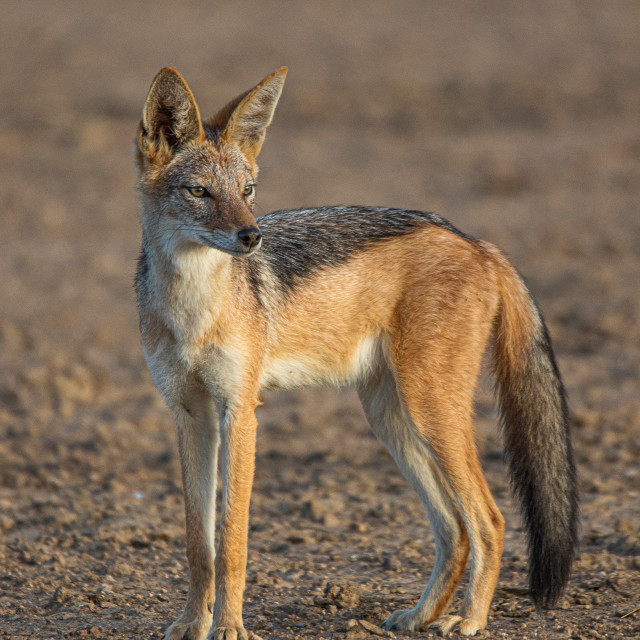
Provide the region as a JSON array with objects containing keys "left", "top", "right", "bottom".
[{"left": 142, "top": 227, "right": 233, "bottom": 346}]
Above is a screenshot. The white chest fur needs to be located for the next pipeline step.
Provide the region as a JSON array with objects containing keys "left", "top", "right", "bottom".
[{"left": 157, "top": 244, "right": 230, "bottom": 351}]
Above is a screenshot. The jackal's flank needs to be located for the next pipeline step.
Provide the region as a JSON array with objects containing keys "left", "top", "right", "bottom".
[{"left": 134, "top": 67, "right": 578, "bottom": 640}]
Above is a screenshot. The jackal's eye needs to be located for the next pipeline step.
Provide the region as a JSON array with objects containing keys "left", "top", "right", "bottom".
[
  {"left": 186, "top": 186, "right": 208, "bottom": 198},
  {"left": 243, "top": 184, "right": 255, "bottom": 198}
]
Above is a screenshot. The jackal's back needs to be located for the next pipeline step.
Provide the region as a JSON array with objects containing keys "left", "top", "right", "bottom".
[{"left": 252, "top": 206, "right": 476, "bottom": 295}]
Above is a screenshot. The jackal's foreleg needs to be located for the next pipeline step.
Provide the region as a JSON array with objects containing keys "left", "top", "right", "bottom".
[
  {"left": 163, "top": 390, "right": 219, "bottom": 640},
  {"left": 212, "top": 402, "right": 260, "bottom": 640}
]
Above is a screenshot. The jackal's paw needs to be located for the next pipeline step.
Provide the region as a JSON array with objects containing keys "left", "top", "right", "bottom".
[
  {"left": 381, "top": 608, "right": 426, "bottom": 632},
  {"left": 211, "top": 627, "right": 263, "bottom": 640},
  {"left": 428, "top": 614, "right": 485, "bottom": 636},
  {"left": 162, "top": 614, "right": 212, "bottom": 640}
]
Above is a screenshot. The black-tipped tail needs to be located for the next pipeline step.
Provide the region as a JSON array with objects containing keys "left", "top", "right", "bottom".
[{"left": 493, "top": 271, "right": 578, "bottom": 610}]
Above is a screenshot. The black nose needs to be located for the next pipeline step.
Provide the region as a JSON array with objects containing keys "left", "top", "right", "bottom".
[{"left": 237, "top": 227, "right": 262, "bottom": 250}]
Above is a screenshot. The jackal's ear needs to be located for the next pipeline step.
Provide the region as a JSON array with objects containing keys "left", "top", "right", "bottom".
[
  {"left": 211, "top": 67, "right": 287, "bottom": 164},
  {"left": 137, "top": 68, "right": 204, "bottom": 166}
]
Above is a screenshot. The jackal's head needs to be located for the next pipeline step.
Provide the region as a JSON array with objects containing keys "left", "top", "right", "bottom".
[{"left": 136, "top": 67, "right": 287, "bottom": 256}]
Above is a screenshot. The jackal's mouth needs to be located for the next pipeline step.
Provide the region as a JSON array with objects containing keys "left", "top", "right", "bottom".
[{"left": 197, "top": 233, "right": 261, "bottom": 257}]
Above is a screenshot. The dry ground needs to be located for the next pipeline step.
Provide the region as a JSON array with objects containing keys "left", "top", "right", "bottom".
[{"left": 1, "top": 2, "right": 639, "bottom": 639}]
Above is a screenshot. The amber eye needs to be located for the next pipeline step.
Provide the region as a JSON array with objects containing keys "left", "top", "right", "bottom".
[
  {"left": 187, "top": 186, "right": 207, "bottom": 198},
  {"left": 243, "top": 184, "right": 255, "bottom": 198}
]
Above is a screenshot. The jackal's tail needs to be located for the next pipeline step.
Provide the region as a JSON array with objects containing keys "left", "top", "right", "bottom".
[{"left": 489, "top": 247, "right": 578, "bottom": 610}]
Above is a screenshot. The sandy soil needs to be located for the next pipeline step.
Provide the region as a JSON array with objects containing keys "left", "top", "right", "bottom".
[{"left": 1, "top": 2, "right": 639, "bottom": 638}]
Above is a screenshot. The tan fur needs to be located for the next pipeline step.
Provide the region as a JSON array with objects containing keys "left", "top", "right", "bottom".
[{"left": 135, "top": 69, "right": 558, "bottom": 640}]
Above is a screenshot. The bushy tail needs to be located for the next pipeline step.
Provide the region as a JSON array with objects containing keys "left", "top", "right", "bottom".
[{"left": 489, "top": 250, "right": 578, "bottom": 610}]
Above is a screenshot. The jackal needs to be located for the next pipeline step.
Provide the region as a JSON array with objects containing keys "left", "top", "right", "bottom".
[{"left": 134, "top": 67, "right": 578, "bottom": 639}]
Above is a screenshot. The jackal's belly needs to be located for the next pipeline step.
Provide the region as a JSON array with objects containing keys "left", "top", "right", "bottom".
[{"left": 259, "top": 334, "right": 380, "bottom": 390}]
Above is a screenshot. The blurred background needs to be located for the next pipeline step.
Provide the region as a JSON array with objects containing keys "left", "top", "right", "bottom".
[{"left": 1, "top": 2, "right": 639, "bottom": 638}]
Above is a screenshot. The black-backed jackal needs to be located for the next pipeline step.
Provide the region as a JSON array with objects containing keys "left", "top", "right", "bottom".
[{"left": 134, "top": 67, "right": 578, "bottom": 640}]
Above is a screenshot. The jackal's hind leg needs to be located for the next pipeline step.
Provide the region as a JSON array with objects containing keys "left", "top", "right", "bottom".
[
  {"left": 357, "top": 362, "right": 470, "bottom": 632},
  {"left": 387, "top": 357, "right": 504, "bottom": 635}
]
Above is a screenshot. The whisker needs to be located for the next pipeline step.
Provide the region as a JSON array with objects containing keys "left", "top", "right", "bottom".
[{"left": 163, "top": 224, "right": 207, "bottom": 243}]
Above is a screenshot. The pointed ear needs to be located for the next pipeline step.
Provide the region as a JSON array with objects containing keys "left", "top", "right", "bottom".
[
  {"left": 137, "top": 68, "right": 204, "bottom": 166},
  {"left": 210, "top": 67, "right": 287, "bottom": 164}
]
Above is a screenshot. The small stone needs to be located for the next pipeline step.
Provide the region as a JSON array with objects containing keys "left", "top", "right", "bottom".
[
  {"left": 286, "top": 534, "right": 307, "bottom": 544},
  {"left": 112, "top": 562, "right": 134, "bottom": 577},
  {"left": 316, "top": 582, "right": 360, "bottom": 610},
  {"left": 0, "top": 515, "right": 15, "bottom": 533},
  {"left": 359, "top": 619, "right": 393, "bottom": 637},
  {"left": 614, "top": 519, "right": 636, "bottom": 535},
  {"left": 322, "top": 513, "right": 340, "bottom": 527},
  {"left": 50, "top": 586, "right": 72, "bottom": 607},
  {"left": 381, "top": 556, "right": 400, "bottom": 571}
]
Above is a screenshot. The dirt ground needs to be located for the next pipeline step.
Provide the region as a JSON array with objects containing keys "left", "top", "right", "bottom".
[{"left": 1, "top": 2, "right": 639, "bottom": 639}]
